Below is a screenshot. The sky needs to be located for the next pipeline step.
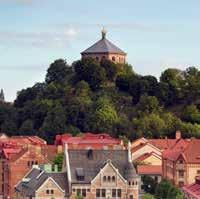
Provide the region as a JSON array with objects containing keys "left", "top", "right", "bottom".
[{"left": 0, "top": 0, "right": 200, "bottom": 102}]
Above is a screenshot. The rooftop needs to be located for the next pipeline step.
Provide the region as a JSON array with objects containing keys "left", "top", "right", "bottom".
[
  {"left": 81, "top": 29, "right": 126, "bottom": 55},
  {"left": 137, "top": 165, "right": 162, "bottom": 175},
  {"left": 16, "top": 167, "right": 69, "bottom": 197},
  {"left": 67, "top": 149, "right": 138, "bottom": 184}
]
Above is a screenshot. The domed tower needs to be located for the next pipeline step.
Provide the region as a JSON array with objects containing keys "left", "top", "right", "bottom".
[
  {"left": 125, "top": 142, "right": 140, "bottom": 199},
  {"left": 81, "top": 28, "right": 127, "bottom": 64}
]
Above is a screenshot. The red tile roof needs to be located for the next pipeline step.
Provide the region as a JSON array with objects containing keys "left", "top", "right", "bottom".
[
  {"left": 55, "top": 133, "right": 123, "bottom": 149},
  {"left": 183, "top": 177, "right": 200, "bottom": 199},
  {"left": 163, "top": 139, "right": 200, "bottom": 163},
  {"left": 137, "top": 165, "right": 162, "bottom": 175}
]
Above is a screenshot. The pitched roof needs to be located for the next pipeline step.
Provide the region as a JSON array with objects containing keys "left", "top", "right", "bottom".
[
  {"left": 135, "top": 152, "right": 161, "bottom": 162},
  {"left": 81, "top": 36, "right": 126, "bottom": 55},
  {"left": 56, "top": 133, "right": 123, "bottom": 149},
  {"left": 183, "top": 177, "right": 200, "bottom": 199},
  {"left": 163, "top": 139, "right": 200, "bottom": 163},
  {"left": 16, "top": 168, "right": 69, "bottom": 197},
  {"left": 68, "top": 149, "right": 138, "bottom": 184},
  {"left": 137, "top": 165, "right": 162, "bottom": 175}
]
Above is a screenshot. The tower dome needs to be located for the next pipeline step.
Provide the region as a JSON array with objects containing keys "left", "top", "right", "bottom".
[{"left": 81, "top": 29, "right": 127, "bottom": 64}]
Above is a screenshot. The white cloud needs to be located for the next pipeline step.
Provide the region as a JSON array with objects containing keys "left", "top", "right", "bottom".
[{"left": 0, "top": 27, "right": 78, "bottom": 48}]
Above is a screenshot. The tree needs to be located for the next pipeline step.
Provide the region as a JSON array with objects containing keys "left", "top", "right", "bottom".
[
  {"left": 155, "top": 179, "right": 184, "bottom": 199},
  {"left": 116, "top": 73, "right": 138, "bottom": 92},
  {"left": 45, "top": 59, "right": 72, "bottom": 84},
  {"left": 75, "top": 194, "right": 84, "bottom": 199},
  {"left": 183, "top": 104, "right": 200, "bottom": 124},
  {"left": 141, "top": 176, "right": 157, "bottom": 195},
  {"left": 74, "top": 58, "right": 106, "bottom": 90},
  {"left": 100, "top": 59, "right": 117, "bottom": 81},
  {"left": 19, "top": 119, "right": 34, "bottom": 135},
  {"left": 142, "top": 194, "right": 155, "bottom": 199},
  {"left": 53, "top": 153, "right": 64, "bottom": 171},
  {"left": 41, "top": 103, "right": 67, "bottom": 142},
  {"left": 137, "top": 95, "right": 161, "bottom": 115},
  {"left": 91, "top": 97, "right": 119, "bottom": 132},
  {"left": 132, "top": 113, "right": 166, "bottom": 138}
]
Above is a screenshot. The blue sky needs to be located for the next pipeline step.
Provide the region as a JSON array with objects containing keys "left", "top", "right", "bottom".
[{"left": 0, "top": 0, "right": 200, "bottom": 101}]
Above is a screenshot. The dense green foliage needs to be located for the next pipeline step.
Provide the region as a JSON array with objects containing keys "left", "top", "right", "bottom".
[
  {"left": 0, "top": 58, "right": 200, "bottom": 143},
  {"left": 155, "top": 179, "right": 184, "bottom": 199},
  {"left": 142, "top": 194, "right": 155, "bottom": 199},
  {"left": 142, "top": 178, "right": 184, "bottom": 199},
  {"left": 53, "top": 153, "right": 64, "bottom": 172}
]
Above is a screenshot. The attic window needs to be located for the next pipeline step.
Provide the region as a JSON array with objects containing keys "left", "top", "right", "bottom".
[{"left": 76, "top": 168, "right": 85, "bottom": 181}]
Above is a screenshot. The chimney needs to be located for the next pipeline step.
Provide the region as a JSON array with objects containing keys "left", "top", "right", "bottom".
[{"left": 176, "top": 130, "right": 181, "bottom": 139}]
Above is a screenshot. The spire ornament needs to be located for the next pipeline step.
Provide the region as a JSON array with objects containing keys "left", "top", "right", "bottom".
[{"left": 101, "top": 27, "right": 107, "bottom": 39}]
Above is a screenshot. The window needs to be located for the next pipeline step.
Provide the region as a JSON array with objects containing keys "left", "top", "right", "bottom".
[
  {"left": 102, "top": 189, "right": 106, "bottom": 197},
  {"left": 35, "top": 161, "right": 38, "bottom": 165},
  {"left": 129, "top": 195, "right": 133, "bottom": 199},
  {"left": 77, "top": 189, "right": 81, "bottom": 195},
  {"left": 112, "top": 189, "right": 116, "bottom": 197},
  {"left": 112, "top": 176, "right": 115, "bottom": 182},
  {"left": 87, "top": 189, "right": 90, "bottom": 192},
  {"left": 155, "top": 176, "right": 158, "bottom": 182},
  {"left": 129, "top": 181, "right": 131, "bottom": 185},
  {"left": 46, "top": 190, "right": 49, "bottom": 194},
  {"left": 179, "top": 159, "right": 183, "bottom": 164},
  {"left": 102, "top": 56, "right": 106, "bottom": 60},
  {"left": 96, "top": 189, "right": 100, "bottom": 197},
  {"left": 27, "top": 161, "right": 31, "bottom": 167},
  {"left": 108, "top": 176, "right": 111, "bottom": 182},
  {"left": 179, "top": 170, "right": 184, "bottom": 178},
  {"left": 73, "top": 188, "right": 76, "bottom": 192},
  {"left": 132, "top": 181, "right": 134, "bottom": 185},
  {"left": 112, "top": 56, "right": 116, "bottom": 61},
  {"left": 197, "top": 170, "right": 200, "bottom": 175},
  {"left": 96, "top": 57, "right": 99, "bottom": 61},
  {"left": 51, "top": 189, "right": 54, "bottom": 194},
  {"left": 82, "top": 189, "right": 86, "bottom": 197},
  {"left": 117, "top": 189, "right": 121, "bottom": 197},
  {"left": 103, "top": 176, "right": 106, "bottom": 182}
]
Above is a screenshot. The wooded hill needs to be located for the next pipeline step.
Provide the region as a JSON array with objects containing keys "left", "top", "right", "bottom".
[{"left": 1, "top": 58, "right": 200, "bottom": 143}]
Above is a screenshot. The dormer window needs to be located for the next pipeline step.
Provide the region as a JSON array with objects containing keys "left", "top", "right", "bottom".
[{"left": 76, "top": 168, "right": 85, "bottom": 181}]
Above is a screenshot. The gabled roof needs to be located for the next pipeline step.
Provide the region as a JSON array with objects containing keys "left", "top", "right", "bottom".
[
  {"left": 162, "top": 139, "right": 200, "bottom": 163},
  {"left": 81, "top": 31, "right": 126, "bottom": 55},
  {"left": 16, "top": 168, "right": 69, "bottom": 197},
  {"left": 68, "top": 149, "right": 138, "bottom": 184}
]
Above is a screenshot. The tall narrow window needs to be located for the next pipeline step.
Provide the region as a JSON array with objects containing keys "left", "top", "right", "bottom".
[{"left": 117, "top": 189, "right": 121, "bottom": 197}]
